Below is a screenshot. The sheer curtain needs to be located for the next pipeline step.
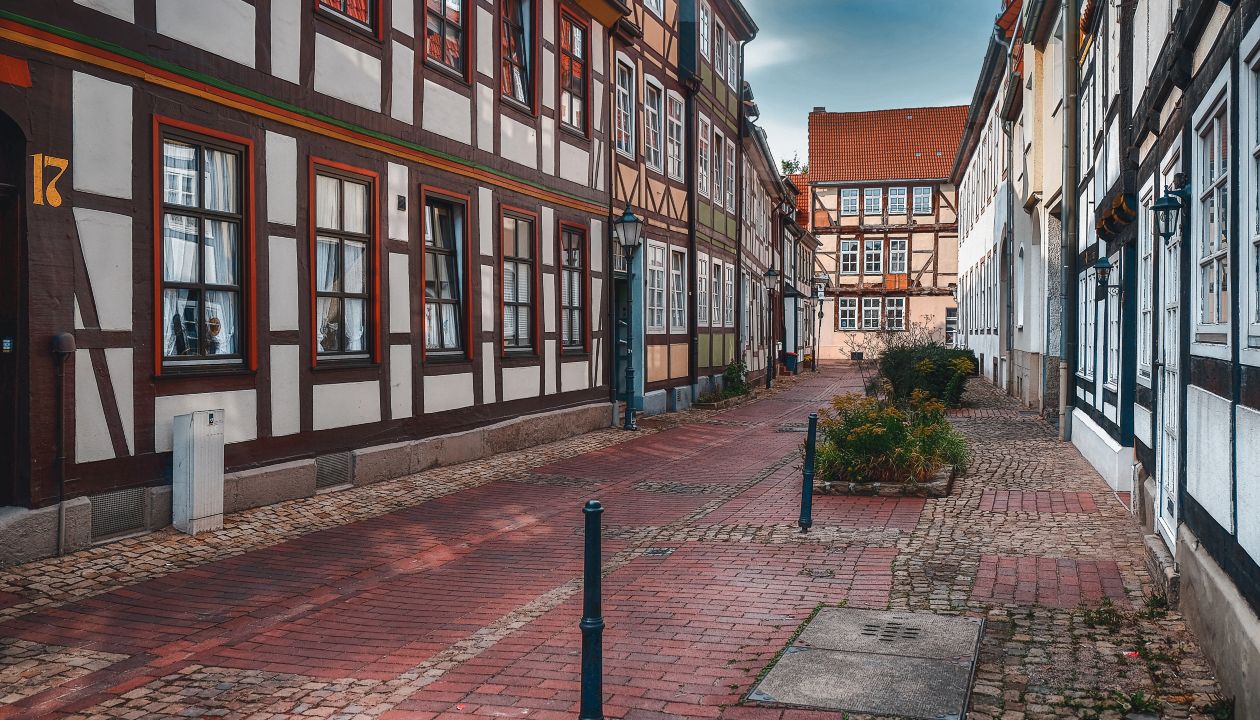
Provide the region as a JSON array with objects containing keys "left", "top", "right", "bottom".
[
  {"left": 203, "top": 148, "right": 237, "bottom": 213},
  {"left": 316, "top": 237, "right": 341, "bottom": 351}
]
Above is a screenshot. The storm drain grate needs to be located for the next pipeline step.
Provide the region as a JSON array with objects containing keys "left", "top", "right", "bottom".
[
  {"left": 861, "top": 621, "right": 923, "bottom": 642},
  {"left": 90, "top": 487, "right": 146, "bottom": 541},
  {"left": 642, "top": 547, "right": 675, "bottom": 557},
  {"left": 315, "top": 451, "right": 353, "bottom": 489}
]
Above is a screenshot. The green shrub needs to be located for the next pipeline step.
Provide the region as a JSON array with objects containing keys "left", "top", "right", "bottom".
[
  {"left": 813, "top": 392, "right": 971, "bottom": 484},
  {"left": 723, "top": 360, "right": 749, "bottom": 396},
  {"left": 878, "top": 343, "right": 977, "bottom": 407}
]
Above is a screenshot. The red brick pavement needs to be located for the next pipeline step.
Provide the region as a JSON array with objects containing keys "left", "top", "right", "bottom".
[
  {"left": 971, "top": 554, "right": 1128, "bottom": 609},
  {"left": 978, "top": 489, "right": 1098, "bottom": 513}
]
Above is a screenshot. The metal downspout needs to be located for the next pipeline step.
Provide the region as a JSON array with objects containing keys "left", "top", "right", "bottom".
[{"left": 1060, "top": 0, "right": 1079, "bottom": 441}]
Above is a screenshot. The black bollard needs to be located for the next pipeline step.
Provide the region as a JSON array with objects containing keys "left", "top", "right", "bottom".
[
  {"left": 579, "top": 500, "right": 605, "bottom": 720},
  {"left": 799, "top": 413, "right": 817, "bottom": 532}
]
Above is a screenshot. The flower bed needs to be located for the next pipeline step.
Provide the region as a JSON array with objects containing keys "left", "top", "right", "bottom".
[{"left": 813, "top": 391, "right": 970, "bottom": 495}]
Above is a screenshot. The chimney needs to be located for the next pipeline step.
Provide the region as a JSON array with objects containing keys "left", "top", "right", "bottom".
[{"left": 812, "top": 106, "right": 826, "bottom": 113}]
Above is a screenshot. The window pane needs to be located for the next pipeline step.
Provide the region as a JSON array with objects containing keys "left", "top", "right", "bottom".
[
  {"left": 163, "top": 288, "right": 200, "bottom": 357},
  {"left": 343, "top": 181, "right": 368, "bottom": 234},
  {"left": 316, "top": 236, "right": 341, "bottom": 292},
  {"left": 316, "top": 176, "right": 340, "bottom": 230},
  {"left": 441, "top": 303, "right": 459, "bottom": 349},
  {"left": 344, "top": 240, "right": 367, "bottom": 294},
  {"left": 204, "top": 290, "right": 239, "bottom": 355},
  {"left": 344, "top": 298, "right": 367, "bottom": 351},
  {"left": 516, "top": 220, "right": 533, "bottom": 258},
  {"left": 317, "top": 297, "right": 343, "bottom": 352},
  {"left": 202, "top": 148, "right": 237, "bottom": 213},
  {"left": 203, "top": 220, "right": 239, "bottom": 286},
  {"left": 163, "top": 214, "right": 200, "bottom": 283},
  {"left": 163, "top": 141, "right": 198, "bottom": 207}
]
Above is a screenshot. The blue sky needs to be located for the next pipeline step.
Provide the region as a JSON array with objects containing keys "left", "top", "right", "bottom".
[{"left": 742, "top": 0, "right": 1000, "bottom": 170}]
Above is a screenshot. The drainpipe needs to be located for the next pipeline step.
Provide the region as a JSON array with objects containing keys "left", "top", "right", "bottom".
[
  {"left": 685, "top": 77, "right": 699, "bottom": 389},
  {"left": 735, "top": 46, "right": 747, "bottom": 372},
  {"left": 1060, "top": 0, "right": 1079, "bottom": 442},
  {"left": 52, "top": 332, "right": 75, "bottom": 555}
]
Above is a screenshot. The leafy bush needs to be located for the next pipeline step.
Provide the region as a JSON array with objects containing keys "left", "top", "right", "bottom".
[
  {"left": 814, "top": 391, "right": 971, "bottom": 484},
  {"left": 722, "top": 360, "right": 749, "bottom": 396},
  {"left": 878, "top": 343, "right": 977, "bottom": 407}
]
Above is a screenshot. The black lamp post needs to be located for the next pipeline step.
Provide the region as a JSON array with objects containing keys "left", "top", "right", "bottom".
[
  {"left": 1153, "top": 187, "right": 1184, "bottom": 246},
  {"left": 1093, "top": 255, "right": 1121, "bottom": 301},
  {"left": 813, "top": 273, "right": 829, "bottom": 373},
  {"left": 612, "top": 202, "right": 643, "bottom": 431},
  {"left": 764, "top": 267, "right": 779, "bottom": 388}
]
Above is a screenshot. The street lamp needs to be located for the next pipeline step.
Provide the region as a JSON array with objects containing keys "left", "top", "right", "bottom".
[
  {"left": 1152, "top": 188, "right": 1183, "bottom": 246},
  {"left": 812, "top": 273, "right": 829, "bottom": 373},
  {"left": 1093, "top": 255, "right": 1121, "bottom": 301},
  {"left": 611, "top": 202, "right": 643, "bottom": 431},
  {"left": 765, "top": 267, "right": 779, "bottom": 388}
]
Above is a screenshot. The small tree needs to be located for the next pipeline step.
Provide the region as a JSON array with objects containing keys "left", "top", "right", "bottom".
[{"left": 780, "top": 153, "right": 808, "bottom": 176}]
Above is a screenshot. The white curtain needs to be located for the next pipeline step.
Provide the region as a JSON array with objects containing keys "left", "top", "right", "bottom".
[
  {"left": 202, "top": 148, "right": 237, "bottom": 213},
  {"left": 344, "top": 298, "right": 366, "bottom": 352},
  {"left": 204, "top": 290, "right": 238, "bottom": 355},
  {"left": 163, "top": 289, "right": 196, "bottom": 357},
  {"left": 316, "top": 176, "right": 340, "bottom": 230},
  {"left": 203, "top": 220, "right": 239, "bottom": 285},
  {"left": 163, "top": 215, "right": 199, "bottom": 283},
  {"left": 342, "top": 181, "right": 367, "bottom": 234}
]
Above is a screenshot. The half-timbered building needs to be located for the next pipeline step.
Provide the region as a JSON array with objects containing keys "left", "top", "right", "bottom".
[{"left": 0, "top": 0, "right": 627, "bottom": 563}]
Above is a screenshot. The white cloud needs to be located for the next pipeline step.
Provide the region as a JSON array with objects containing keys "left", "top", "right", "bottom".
[{"left": 744, "top": 36, "right": 801, "bottom": 73}]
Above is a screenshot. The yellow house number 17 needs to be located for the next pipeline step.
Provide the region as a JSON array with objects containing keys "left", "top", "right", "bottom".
[{"left": 32, "top": 153, "right": 69, "bottom": 207}]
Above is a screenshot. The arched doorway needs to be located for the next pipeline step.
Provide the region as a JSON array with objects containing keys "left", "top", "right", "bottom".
[{"left": 0, "top": 111, "right": 26, "bottom": 507}]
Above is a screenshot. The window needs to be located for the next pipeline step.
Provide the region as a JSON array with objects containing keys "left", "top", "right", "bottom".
[
  {"left": 838, "top": 297, "right": 857, "bottom": 330},
  {"left": 724, "top": 264, "right": 735, "bottom": 326},
  {"left": 644, "top": 80, "right": 663, "bottom": 171},
  {"left": 862, "top": 297, "right": 881, "bottom": 330},
  {"left": 500, "top": 0, "right": 533, "bottom": 107},
  {"left": 1251, "top": 62, "right": 1260, "bottom": 342},
  {"left": 644, "top": 0, "right": 663, "bottom": 17},
  {"left": 1106, "top": 262, "right": 1120, "bottom": 386},
  {"left": 670, "top": 249, "right": 687, "bottom": 332},
  {"left": 945, "top": 307, "right": 958, "bottom": 346},
  {"left": 615, "top": 60, "right": 635, "bottom": 156},
  {"left": 160, "top": 132, "right": 246, "bottom": 366},
  {"left": 1197, "top": 100, "right": 1230, "bottom": 333},
  {"left": 711, "top": 259, "right": 722, "bottom": 323},
  {"left": 712, "top": 128, "right": 725, "bottom": 208},
  {"left": 741, "top": 272, "right": 750, "bottom": 340},
  {"left": 864, "top": 239, "right": 882, "bottom": 274},
  {"left": 1138, "top": 193, "right": 1153, "bottom": 378},
  {"left": 424, "top": 195, "right": 465, "bottom": 353},
  {"left": 714, "top": 21, "right": 726, "bottom": 79},
  {"left": 885, "top": 297, "right": 906, "bottom": 330},
  {"left": 318, "top": 0, "right": 376, "bottom": 32},
  {"left": 646, "top": 242, "right": 666, "bottom": 331},
  {"left": 1078, "top": 272, "right": 1093, "bottom": 377},
  {"left": 1015, "top": 246, "right": 1026, "bottom": 328},
  {"left": 724, "top": 138, "right": 736, "bottom": 210},
  {"left": 863, "top": 188, "right": 881, "bottom": 215},
  {"left": 314, "top": 170, "right": 373, "bottom": 358},
  {"left": 698, "top": 115, "right": 711, "bottom": 197},
  {"left": 502, "top": 213, "right": 536, "bottom": 350},
  {"left": 840, "top": 189, "right": 858, "bottom": 216},
  {"left": 558, "top": 11, "right": 586, "bottom": 132},
  {"left": 426, "top": 0, "right": 466, "bottom": 75},
  {"left": 561, "top": 226, "right": 585, "bottom": 349},
  {"left": 840, "top": 239, "right": 858, "bottom": 275},
  {"left": 697, "top": 253, "right": 710, "bottom": 325},
  {"left": 889, "top": 238, "right": 907, "bottom": 274},
  {"left": 912, "top": 186, "right": 932, "bottom": 215},
  {"left": 726, "top": 36, "right": 737, "bottom": 87},
  {"left": 699, "top": 2, "right": 711, "bottom": 59},
  {"left": 888, "top": 187, "right": 907, "bottom": 215},
  {"left": 666, "top": 92, "right": 684, "bottom": 180}
]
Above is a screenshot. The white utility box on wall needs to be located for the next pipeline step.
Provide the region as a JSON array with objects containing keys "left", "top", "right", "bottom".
[{"left": 172, "top": 409, "right": 225, "bottom": 535}]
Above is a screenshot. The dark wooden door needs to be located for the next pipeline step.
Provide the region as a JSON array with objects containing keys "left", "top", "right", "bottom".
[{"left": 0, "top": 187, "right": 19, "bottom": 507}]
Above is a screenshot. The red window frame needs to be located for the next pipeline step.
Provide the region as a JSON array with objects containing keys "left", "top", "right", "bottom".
[
  {"left": 151, "top": 116, "right": 257, "bottom": 376},
  {"left": 419, "top": 185, "right": 475, "bottom": 361},
  {"left": 557, "top": 7, "right": 590, "bottom": 136},
  {"left": 558, "top": 220, "right": 590, "bottom": 352},
  {"left": 423, "top": 0, "right": 472, "bottom": 82},
  {"left": 498, "top": 204, "right": 541, "bottom": 355},
  {"left": 497, "top": 0, "right": 541, "bottom": 115},
  {"left": 307, "top": 157, "right": 382, "bottom": 367}
]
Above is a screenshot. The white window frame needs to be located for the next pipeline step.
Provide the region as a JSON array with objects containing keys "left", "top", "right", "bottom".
[
  {"left": 699, "top": 2, "right": 711, "bottom": 59},
  {"left": 863, "top": 188, "right": 881, "bottom": 215},
  {"left": 1105, "top": 254, "right": 1121, "bottom": 389},
  {"left": 864, "top": 238, "right": 882, "bottom": 274},
  {"left": 1191, "top": 70, "right": 1231, "bottom": 357},
  {"left": 669, "top": 247, "right": 688, "bottom": 333},
  {"left": 840, "top": 239, "right": 858, "bottom": 275},
  {"left": 840, "top": 188, "right": 858, "bottom": 216},
  {"left": 1137, "top": 183, "right": 1154, "bottom": 383},
  {"left": 614, "top": 57, "right": 635, "bottom": 158},
  {"left": 697, "top": 252, "right": 710, "bottom": 325},
  {"left": 711, "top": 259, "right": 723, "bottom": 325},
  {"left": 666, "top": 90, "right": 685, "bottom": 181},
  {"left": 645, "top": 240, "right": 666, "bottom": 333},
  {"left": 861, "top": 297, "right": 881, "bottom": 330},
  {"left": 885, "top": 297, "right": 906, "bottom": 331},
  {"left": 912, "top": 186, "right": 932, "bottom": 215},
  {"left": 712, "top": 127, "right": 725, "bottom": 209},
  {"left": 726, "top": 36, "right": 737, "bottom": 88},
  {"left": 838, "top": 297, "right": 857, "bottom": 330},
  {"left": 1015, "top": 245, "right": 1026, "bottom": 329},
  {"left": 714, "top": 20, "right": 726, "bottom": 80},
  {"left": 698, "top": 114, "right": 711, "bottom": 197},
  {"left": 643, "top": 76, "right": 664, "bottom": 173},
  {"left": 888, "top": 238, "right": 907, "bottom": 274},
  {"left": 887, "top": 187, "right": 907, "bottom": 215},
  {"left": 724, "top": 264, "right": 735, "bottom": 326},
  {"left": 644, "top": 0, "right": 663, "bottom": 18},
  {"left": 1243, "top": 26, "right": 1260, "bottom": 357},
  {"left": 724, "top": 138, "right": 736, "bottom": 211}
]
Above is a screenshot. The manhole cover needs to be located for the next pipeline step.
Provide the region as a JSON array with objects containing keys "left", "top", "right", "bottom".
[{"left": 747, "top": 608, "right": 982, "bottom": 719}]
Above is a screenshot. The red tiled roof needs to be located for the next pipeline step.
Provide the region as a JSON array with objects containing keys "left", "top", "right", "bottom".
[
  {"left": 807, "top": 105, "right": 968, "bottom": 183},
  {"left": 786, "top": 172, "right": 810, "bottom": 225}
]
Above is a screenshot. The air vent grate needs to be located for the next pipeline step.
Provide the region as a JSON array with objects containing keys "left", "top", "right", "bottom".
[
  {"left": 315, "top": 451, "right": 353, "bottom": 489},
  {"left": 90, "top": 487, "right": 146, "bottom": 541},
  {"left": 860, "top": 621, "right": 923, "bottom": 643}
]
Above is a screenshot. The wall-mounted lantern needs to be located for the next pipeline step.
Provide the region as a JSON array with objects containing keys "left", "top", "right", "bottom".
[
  {"left": 1152, "top": 187, "right": 1184, "bottom": 246},
  {"left": 1093, "top": 256, "right": 1121, "bottom": 301}
]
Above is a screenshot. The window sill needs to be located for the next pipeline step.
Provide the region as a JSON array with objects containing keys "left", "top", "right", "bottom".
[
  {"left": 424, "top": 58, "right": 471, "bottom": 87},
  {"left": 500, "top": 96, "right": 537, "bottom": 121},
  {"left": 560, "top": 348, "right": 590, "bottom": 359},
  {"left": 314, "top": 10, "right": 383, "bottom": 46},
  {"left": 424, "top": 351, "right": 470, "bottom": 364},
  {"left": 615, "top": 147, "right": 637, "bottom": 162},
  {"left": 559, "top": 123, "right": 590, "bottom": 144},
  {"left": 156, "top": 364, "right": 253, "bottom": 381},
  {"left": 313, "top": 356, "right": 378, "bottom": 372}
]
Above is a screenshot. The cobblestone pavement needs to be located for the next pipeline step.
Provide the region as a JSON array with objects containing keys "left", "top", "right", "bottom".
[{"left": 0, "top": 368, "right": 1225, "bottom": 719}]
